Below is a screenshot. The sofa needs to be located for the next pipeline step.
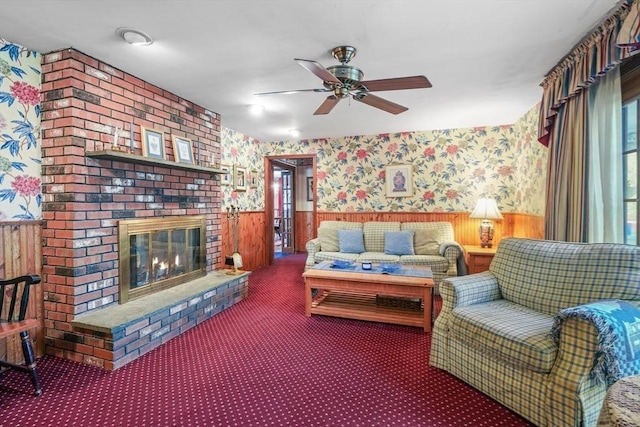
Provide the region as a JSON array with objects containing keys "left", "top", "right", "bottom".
[
  {"left": 305, "top": 221, "right": 464, "bottom": 290},
  {"left": 429, "top": 238, "right": 640, "bottom": 427}
]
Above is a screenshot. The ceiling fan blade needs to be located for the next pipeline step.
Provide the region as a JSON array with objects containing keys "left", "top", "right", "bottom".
[
  {"left": 353, "top": 93, "right": 408, "bottom": 115},
  {"left": 313, "top": 95, "right": 340, "bottom": 115},
  {"left": 294, "top": 58, "right": 342, "bottom": 85},
  {"left": 358, "top": 75, "right": 432, "bottom": 92},
  {"left": 254, "top": 88, "right": 330, "bottom": 96}
]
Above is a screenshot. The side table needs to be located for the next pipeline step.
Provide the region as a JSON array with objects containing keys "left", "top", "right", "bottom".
[{"left": 464, "top": 245, "right": 497, "bottom": 274}]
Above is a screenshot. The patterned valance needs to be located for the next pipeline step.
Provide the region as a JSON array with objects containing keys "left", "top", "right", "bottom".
[
  {"left": 538, "top": 1, "right": 636, "bottom": 146},
  {"left": 618, "top": 0, "right": 640, "bottom": 48}
]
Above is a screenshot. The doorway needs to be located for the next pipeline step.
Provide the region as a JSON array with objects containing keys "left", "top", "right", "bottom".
[
  {"left": 265, "top": 155, "right": 316, "bottom": 265},
  {"left": 273, "top": 164, "right": 294, "bottom": 257}
]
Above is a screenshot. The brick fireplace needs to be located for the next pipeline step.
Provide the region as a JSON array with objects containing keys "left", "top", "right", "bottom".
[{"left": 40, "top": 49, "right": 247, "bottom": 370}]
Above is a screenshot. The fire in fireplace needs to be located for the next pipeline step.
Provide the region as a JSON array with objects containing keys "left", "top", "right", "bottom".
[{"left": 118, "top": 216, "right": 207, "bottom": 303}]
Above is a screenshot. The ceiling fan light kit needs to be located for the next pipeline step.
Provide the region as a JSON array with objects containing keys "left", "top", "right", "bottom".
[{"left": 255, "top": 45, "right": 431, "bottom": 116}]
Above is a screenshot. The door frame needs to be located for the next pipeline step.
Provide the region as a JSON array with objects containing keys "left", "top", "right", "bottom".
[{"left": 265, "top": 154, "right": 317, "bottom": 265}]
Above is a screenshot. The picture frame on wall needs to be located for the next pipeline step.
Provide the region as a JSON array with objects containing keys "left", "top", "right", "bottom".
[
  {"left": 171, "top": 135, "right": 194, "bottom": 164},
  {"left": 235, "top": 166, "right": 247, "bottom": 192},
  {"left": 385, "top": 164, "right": 413, "bottom": 197},
  {"left": 250, "top": 169, "right": 258, "bottom": 189},
  {"left": 306, "top": 176, "right": 313, "bottom": 201},
  {"left": 141, "top": 127, "right": 166, "bottom": 160},
  {"left": 220, "top": 164, "right": 232, "bottom": 186}
]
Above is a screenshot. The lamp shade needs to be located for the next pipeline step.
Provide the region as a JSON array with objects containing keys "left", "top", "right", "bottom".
[{"left": 469, "top": 198, "right": 503, "bottom": 220}]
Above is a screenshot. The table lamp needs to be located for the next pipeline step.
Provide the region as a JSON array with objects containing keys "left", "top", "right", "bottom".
[{"left": 469, "top": 198, "right": 503, "bottom": 248}]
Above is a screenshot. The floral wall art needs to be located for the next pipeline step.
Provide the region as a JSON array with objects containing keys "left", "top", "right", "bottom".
[
  {"left": 224, "top": 103, "right": 545, "bottom": 216},
  {"left": 0, "top": 39, "right": 41, "bottom": 221}
]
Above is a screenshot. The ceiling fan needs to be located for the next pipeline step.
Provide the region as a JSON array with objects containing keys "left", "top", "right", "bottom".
[{"left": 255, "top": 46, "right": 432, "bottom": 115}]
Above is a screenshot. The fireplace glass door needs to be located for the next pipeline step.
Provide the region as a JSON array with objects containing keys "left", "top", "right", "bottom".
[{"left": 119, "top": 216, "right": 206, "bottom": 303}]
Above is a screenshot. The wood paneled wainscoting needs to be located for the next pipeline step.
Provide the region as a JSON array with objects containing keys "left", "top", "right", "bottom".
[
  {"left": 295, "top": 211, "right": 314, "bottom": 253},
  {"left": 0, "top": 221, "right": 43, "bottom": 363},
  {"left": 218, "top": 210, "right": 315, "bottom": 271},
  {"left": 218, "top": 210, "right": 543, "bottom": 272},
  {"left": 218, "top": 211, "right": 267, "bottom": 271},
  {"left": 315, "top": 212, "right": 544, "bottom": 247}
]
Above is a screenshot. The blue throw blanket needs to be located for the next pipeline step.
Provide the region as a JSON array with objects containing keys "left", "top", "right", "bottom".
[{"left": 551, "top": 300, "right": 640, "bottom": 386}]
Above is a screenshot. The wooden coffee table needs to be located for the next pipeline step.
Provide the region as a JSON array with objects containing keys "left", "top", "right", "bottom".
[{"left": 302, "top": 265, "right": 434, "bottom": 332}]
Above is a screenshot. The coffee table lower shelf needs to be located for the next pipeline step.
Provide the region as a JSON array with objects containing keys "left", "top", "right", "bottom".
[{"left": 311, "top": 291, "right": 424, "bottom": 328}]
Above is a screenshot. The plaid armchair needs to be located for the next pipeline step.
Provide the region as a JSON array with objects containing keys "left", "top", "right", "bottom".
[{"left": 429, "top": 238, "right": 640, "bottom": 427}]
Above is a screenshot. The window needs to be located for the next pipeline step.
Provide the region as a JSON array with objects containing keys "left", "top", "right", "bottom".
[
  {"left": 622, "top": 54, "right": 640, "bottom": 246},
  {"left": 622, "top": 100, "right": 638, "bottom": 245}
]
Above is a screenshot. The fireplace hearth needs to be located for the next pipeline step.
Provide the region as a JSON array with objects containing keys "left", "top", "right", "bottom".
[{"left": 118, "top": 216, "right": 207, "bottom": 303}]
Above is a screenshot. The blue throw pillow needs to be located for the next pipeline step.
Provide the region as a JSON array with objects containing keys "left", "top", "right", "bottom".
[
  {"left": 384, "top": 230, "right": 415, "bottom": 255},
  {"left": 338, "top": 229, "right": 365, "bottom": 253}
]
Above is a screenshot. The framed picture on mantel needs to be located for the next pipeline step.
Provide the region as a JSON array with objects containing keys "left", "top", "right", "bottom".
[
  {"left": 172, "top": 135, "right": 194, "bottom": 164},
  {"left": 141, "top": 127, "right": 166, "bottom": 160}
]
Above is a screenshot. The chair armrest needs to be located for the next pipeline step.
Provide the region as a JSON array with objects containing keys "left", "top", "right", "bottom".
[
  {"left": 439, "top": 271, "right": 501, "bottom": 313},
  {"left": 439, "top": 241, "right": 464, "bottom": 276},
  {"left": 305, "top": 238, "right": 321, "bottom": 268},
  {"left": 431, "top": 272, "right": 502, "bottom": 369}
]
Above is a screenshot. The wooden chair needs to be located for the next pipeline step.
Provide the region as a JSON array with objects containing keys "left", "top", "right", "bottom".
[{"left": 0, "top": 274, "right": 42, "bottom": 396}]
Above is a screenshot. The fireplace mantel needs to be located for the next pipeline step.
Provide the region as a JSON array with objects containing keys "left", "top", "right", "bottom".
[{"left": 86, "top": 149, "right": 224, "bottom": 176}]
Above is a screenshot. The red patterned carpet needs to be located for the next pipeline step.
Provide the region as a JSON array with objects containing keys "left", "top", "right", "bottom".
[{"left": 0, "top": 254, "right": 533, "bottom": 426}]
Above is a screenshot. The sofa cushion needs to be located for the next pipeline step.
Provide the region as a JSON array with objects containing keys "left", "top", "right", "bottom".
[
  {"left": 384, "top": 230, "right": 415, "bottom": 255},
  {"left": 401, "top": 222, "right": 455, "bottom": 242},
  {"left": 318, "top": 221, "right": 363, "bottom": 231},
  {"left": 363, "top": 222, "right": 401, "bottom": 252},
  {"left": 356, "top": 253, "right": 400, "bottom": 263},
  {"left": 338, "top": 229, "right": 365, "bottom": 253},
  {"left": 450, "top": 299, "right": 557, "bottom": 373},
  {"left": 314, "top": 252, "right": 360, "bottom": 263},
  {"left": 399, "top": 255, "right": 449, "bottom": 272},
  {"left": 317, "top": 221, "right": 363, "bottom": 253},
  {"left": 413, "top": 229, "right": 441, "bottom": 255},
  {"left": 317, "top": 228, "right": 340, "bottom": 252}
]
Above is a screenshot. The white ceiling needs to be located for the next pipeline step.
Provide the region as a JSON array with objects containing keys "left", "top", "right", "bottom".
[{"left": 0, "top": 0, "right": 622, "bottom": 141}]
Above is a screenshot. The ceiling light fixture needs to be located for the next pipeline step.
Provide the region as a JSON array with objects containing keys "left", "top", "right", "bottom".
[
  {"left": 248, "top": 104, "right": 265, "bottom": 116},
  {"left": 288, "top": 129, "right": 301, "bottom": 138},
  {"left": 116, "top": 27, "right": 154, "bottom": 46}
]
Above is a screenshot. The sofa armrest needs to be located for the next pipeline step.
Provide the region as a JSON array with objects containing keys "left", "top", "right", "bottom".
[
  {"left": 439, "top": 241, "right": 464, "bottom": 276},
  {"left": 305, "top": 238, "right": 321, "bottom": 268},
  {"left": 547, "top": 300, "right": 640, "bottom": 426}
]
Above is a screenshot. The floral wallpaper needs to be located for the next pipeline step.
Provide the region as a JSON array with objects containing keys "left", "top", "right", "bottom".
[
  {"left": 221, "top": 103, "right": 546, "bottom": 216},
  {"left": 0, "top": 39, "right": 41, "bottom": 220},
  {"left": 219, "top": 128, "right": 264, "bottom": 211}
]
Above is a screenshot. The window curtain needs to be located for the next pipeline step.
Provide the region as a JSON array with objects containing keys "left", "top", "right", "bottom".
[
  {"left": 587, "top": 67, "right": 624, "bottom": 243},
  {"left": 538, "top": 1, "right": 635, "bottom": 242},
  {"left": 544, "top": 92, "right": 588, "bottom": 242}
]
